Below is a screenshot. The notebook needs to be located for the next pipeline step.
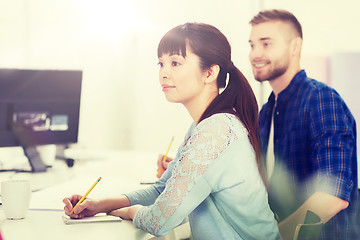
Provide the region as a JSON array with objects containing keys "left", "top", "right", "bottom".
[
  {"left": 62, "top": 214, "right": 122, "bottom": 225},
  {"left": 293, "top": 210, "right": 323, "bottom": 240}
]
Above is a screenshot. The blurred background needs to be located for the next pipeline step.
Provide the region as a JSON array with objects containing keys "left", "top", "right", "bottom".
[{"left": 0, "top": 0, "right": 359, "bottom": 158}]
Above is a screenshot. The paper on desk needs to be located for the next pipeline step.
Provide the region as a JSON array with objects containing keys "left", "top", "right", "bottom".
[{"left": 62, "top": 213, "right": 122, "bottom": 224}]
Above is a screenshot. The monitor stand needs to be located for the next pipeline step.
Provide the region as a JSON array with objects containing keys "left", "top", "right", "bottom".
[
  {"left": 12, "top": 127, "right": 49, "bottom": 172},
  {"left": 56, "top": 144, "right": 75, "bottom": 168},
  {"left": 21, "top": 145, "right": 48, "bottom": 172}
]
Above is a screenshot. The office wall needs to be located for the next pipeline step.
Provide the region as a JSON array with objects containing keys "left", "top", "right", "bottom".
[
  {"left": 0, "top": 0, "right": 257, "bottom": 154},
  {"left": 127, "top": 0, "right": 360, "bottom": 153},
  {"left": 0, "top": 0, "right": 137, "bottom": 150},
  {"left": 330, "top": 52, "right": 360, "bottom": 154},
  {"left": 129, "top": 0, "right": 256, "bottom": 153},
  {"left": 0, "top": 0, "right": 359, "bottom": 156}
]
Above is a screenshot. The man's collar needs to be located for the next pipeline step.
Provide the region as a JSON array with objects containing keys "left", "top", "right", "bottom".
[{"left": 268, "top": 70, "right": 306, "bottom": 104}]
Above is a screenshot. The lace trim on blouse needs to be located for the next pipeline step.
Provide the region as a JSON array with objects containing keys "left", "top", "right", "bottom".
[{"left": 134, "top": 113, "right": 246, "bottom": 235}]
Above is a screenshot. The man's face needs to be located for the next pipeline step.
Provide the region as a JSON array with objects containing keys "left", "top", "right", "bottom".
[{"left": 248, "top": 21, "right": 293, "bottom": 82}]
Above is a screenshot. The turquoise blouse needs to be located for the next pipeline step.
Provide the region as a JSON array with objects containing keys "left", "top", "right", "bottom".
[{"left": 126, "top": 113, "right": 281, "bottom": 240}]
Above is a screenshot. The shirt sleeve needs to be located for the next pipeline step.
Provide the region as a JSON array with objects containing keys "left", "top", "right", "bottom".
[
  {"left": 132, "top": 114, "right": 238, "bottom": 237},
  {"left": 308, "top": 87, "right": 356, "bottom": 201},
  {"left": 125, "top": 123, "right": 196, "bottom": 206},
  {"left": 125, "top": 157, "right": 179, "bottom": 206}
]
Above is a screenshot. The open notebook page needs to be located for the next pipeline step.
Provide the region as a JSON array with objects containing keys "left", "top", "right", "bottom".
[{"left": 62, "top": 213, "right": 122, "bottom": 225}]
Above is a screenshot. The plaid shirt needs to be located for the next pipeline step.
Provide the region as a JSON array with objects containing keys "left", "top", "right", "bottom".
[{"left": 260, "top": 70, "right": 359, "bottom": 239}]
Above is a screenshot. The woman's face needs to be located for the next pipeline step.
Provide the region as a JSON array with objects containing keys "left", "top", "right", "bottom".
[{"left": 158, "top": 48, "right": 207, "bottom": 107}]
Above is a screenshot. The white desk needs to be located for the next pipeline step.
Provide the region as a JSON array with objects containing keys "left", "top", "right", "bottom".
[
  {"left": 0, "top": 150, "right": 191, "bottom": 240},
  {"left": 0, "top": 209, "right": 154, "bottom": 240}
]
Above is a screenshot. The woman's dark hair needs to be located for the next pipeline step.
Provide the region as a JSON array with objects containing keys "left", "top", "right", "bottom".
[{"left": 157, "top": 22, "right": 267, "bottom": 187}]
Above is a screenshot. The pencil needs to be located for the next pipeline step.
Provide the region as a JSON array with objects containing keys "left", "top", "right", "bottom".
[
  {"left": 70, "top": 177, "right": 102, "bottom": 214},
  {"left": 157, "top": 137, "right": 174, "bottom": 177}
]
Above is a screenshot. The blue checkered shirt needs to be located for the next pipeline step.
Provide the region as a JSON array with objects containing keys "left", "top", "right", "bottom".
[{"left": 260, "top": 70, "right": 359, "bottom": 239}]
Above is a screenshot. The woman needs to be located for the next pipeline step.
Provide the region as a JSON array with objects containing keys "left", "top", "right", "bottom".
[{"left": 63, "top": 23, "right": 280, "bottom": 239}]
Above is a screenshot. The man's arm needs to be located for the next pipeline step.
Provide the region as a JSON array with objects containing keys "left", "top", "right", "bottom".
[
  {"left": 277, "top": 87, "right": 356, "bottom": 240},
  {"left": 278, "top": 191, "right": 349, "bottom": 240}
]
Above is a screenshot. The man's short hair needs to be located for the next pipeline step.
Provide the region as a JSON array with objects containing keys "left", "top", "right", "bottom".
[{"left": 249, "top": 9, "right": 303, "bottom": 39}]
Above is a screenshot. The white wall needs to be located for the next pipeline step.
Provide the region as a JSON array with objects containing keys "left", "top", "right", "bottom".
[
  {"left": 330, "top": 52, "right": 360, "bottom": 153},
  {"left": 0, "top": 0, "right": 359, "bottom": 156},
  {"left": 129, "top": 0, "right": 256, "bottom": 153},
  {"left": 0, "top": 0, "right": 138, "bottom": 150}
]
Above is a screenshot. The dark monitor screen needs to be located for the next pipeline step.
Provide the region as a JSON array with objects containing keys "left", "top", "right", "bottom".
[{"left": 0, "top": 68, "right": 82, "bottom": 171}]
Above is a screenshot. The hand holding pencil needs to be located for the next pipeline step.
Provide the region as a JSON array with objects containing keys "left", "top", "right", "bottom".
[
  {"left": 70, "top": 177, "right": 101, "bottom": 214},
  {"left": 63, "top": 177, "right": 102, "bottom": 218},
  {"left": 156, "top": 137, "right": 174, "bottom": 178}
]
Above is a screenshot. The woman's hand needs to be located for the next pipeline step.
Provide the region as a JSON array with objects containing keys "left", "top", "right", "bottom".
[
  {"left": 63, "top": 194, "right": 99, "bottom": 219},
  {"left": 108, "top": 205, "right": 143, "bottom": 220},
  {"left": 157, "top": 154, "right": 173, "bottom": 178}
]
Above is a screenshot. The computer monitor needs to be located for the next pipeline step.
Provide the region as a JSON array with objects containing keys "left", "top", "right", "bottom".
[{"left": 0, "top": 68, "right": 82, "bottom": 172}]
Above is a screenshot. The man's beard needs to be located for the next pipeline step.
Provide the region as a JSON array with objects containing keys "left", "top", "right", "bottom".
[{"left": 254, "top": 64, "right": 288, "bottom": 82}]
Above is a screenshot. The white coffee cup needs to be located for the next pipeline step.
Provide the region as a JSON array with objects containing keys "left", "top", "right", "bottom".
[{"left": 1, "top": 180, "right": 31, "bottom": 219}]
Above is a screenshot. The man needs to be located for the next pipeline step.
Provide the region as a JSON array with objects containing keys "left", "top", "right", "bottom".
[{"left": 249, "top": 9, "right": 359, "bottom": 240}]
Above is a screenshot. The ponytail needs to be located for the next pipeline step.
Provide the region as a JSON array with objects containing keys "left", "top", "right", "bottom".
[
  {"left": 157, "top": 22, "right": 267, "bottom": 188},
  {"left": 199, "top": 64, "right": 268, "bottom": 189}
]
